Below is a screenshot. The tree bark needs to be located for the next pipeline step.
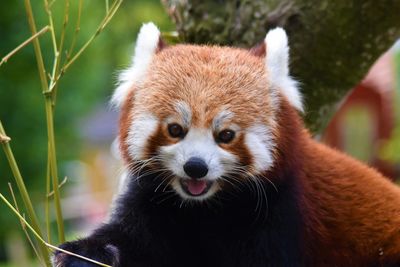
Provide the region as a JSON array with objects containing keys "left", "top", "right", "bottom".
[{"left": 162, "top": 0, "right": 400, "bottom": 133}]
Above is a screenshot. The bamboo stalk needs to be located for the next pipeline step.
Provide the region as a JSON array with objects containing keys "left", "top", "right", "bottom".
[
  {"left": 45, "top": 143, "right": 52, "bottom": 244},
  {"left": 0, "top": 193, "right": 112, "bottom": 267},
  {"left": 44, "top": 95, "right": 65, "bottom": 243},
  {"left": 24, "top": 0, "right": 49, "bottom": 92},
  {"left": 0, "top": 133, "right": 11, "bottom": 143},
  {"left": 2, "top": 1, "right": 124, "bottom": 265},
  {"left": 0, "top": 121, "right": 51, "bottom": 267},
  {"left": 26, "top": 0, "right": 65, "bottom": 244}
]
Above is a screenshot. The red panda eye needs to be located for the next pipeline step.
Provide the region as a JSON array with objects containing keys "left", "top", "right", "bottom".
[
  {"left": 217, "top": 129, "right": 235, "bottom": 144},
  {"left": 168, "top": 123, "right": 185, "bottom": 138}
]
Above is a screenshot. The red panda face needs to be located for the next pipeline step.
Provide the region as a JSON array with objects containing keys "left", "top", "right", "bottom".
[{"left": 114, "top": 23, "right": 302, "bottom": 201}]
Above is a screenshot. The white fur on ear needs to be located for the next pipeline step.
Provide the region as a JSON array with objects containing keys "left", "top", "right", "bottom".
[
  {"left": 265, "top": 28, "right": 303, "bottom": 112},
  {"left": 111, "top": 22, "right": 160, "bottom": 108}
]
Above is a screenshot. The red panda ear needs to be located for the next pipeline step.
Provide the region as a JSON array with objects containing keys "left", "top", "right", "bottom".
[
  {"left": 111, "top": 22, "right": 164, "bottom": 108},
  {"left": 263, "top": 28, "right": 303, "bottom": 112},
  {"left": 249, "top": 42, "right": 266, "bottom": 58}
]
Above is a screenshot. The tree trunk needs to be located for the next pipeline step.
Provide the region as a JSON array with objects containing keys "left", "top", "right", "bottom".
[{"left": 162, "top": 0, "right": 400, "bottom": 133}]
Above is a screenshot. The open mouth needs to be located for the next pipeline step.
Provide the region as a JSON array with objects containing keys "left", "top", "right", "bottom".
[{"left": 179, "top": 179, "right": 214, "bottom": 197}]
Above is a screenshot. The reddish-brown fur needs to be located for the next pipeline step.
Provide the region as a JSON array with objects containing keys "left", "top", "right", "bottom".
[
  {"left": 268, "top": 98, "right": 400, "bottom": 265},
  {"left": 302, "top": 137, "right": 400, "bottom": 265},
  {"left": 119, "top": 89, "right": 135, "bottom": 164},
  {"left": 118, "top": 44, "right": 400, "bottom": 265}
]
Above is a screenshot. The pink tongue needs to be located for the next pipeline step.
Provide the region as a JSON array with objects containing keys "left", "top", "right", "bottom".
[{"left": 187, "top": 180, "right": 207, "bottom": 195}]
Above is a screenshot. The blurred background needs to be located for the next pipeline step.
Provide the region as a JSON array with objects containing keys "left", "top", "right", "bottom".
[{"left": 0, "top": 1, "right": 399, "bottom": 266}]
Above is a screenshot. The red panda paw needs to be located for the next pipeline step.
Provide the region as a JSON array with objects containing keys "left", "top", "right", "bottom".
[{"left": 52, "top": 240, "right": 119, "bottom": 267}]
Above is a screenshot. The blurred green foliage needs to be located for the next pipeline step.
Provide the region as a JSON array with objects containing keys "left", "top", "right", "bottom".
[{"left": 0, "top": 0, "right": 173, "bottom": 262}]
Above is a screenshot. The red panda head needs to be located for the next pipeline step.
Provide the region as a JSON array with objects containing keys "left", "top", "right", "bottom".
[{"left": 113, "top": 23, "right": 302, "bottom": 201}]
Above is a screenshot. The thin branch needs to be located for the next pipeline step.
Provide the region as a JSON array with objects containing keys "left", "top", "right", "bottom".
[
  {"left": 8, "top": 183, "right": 45, "bottom": 266},
  {"left": 71, "top": 0, "right": 122, "bottom": 61},
  {"left": 59, "top": 0, "right": 70, "bottom": 57},
  {"left": 100, "top": 0, "right": 123, "bottom": 31},
  {"left": 65, "top": 0, "right": 83, "bottom": 62},
  {"left": 105, "top": 0, "right": 109, "bottom": 13},
  {"left": 47, "top": 176, "right": 68, "bottom": 197},
  {"left": 0, "top": 193, "right": 112, "bottom": 267},
  {"left": 0, "top": 121, "right": 50, "bottom": 266},
  {"left": 43, "top": 0, "right": 58, "bottom": 57},
  {"left": 47, "top": 0, "right": 55, "bottom": 8},
  {"left": 53, "top": 0, "right": 123, "bottom": 88},
  {"left": 0, "top": 26, "right": 50, "bottom": 67},
  {"left": 49, "top": 0, "right": 70, "bottom": 105}
]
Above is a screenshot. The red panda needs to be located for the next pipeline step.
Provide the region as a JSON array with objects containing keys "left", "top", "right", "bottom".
[{"left": 53, "top": 23, "right": 400, "bottom": 267}]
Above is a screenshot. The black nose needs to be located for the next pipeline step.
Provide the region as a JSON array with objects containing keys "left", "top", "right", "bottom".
[{"left": 183, "top": 157, "right": 208, "bottom": 179}]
